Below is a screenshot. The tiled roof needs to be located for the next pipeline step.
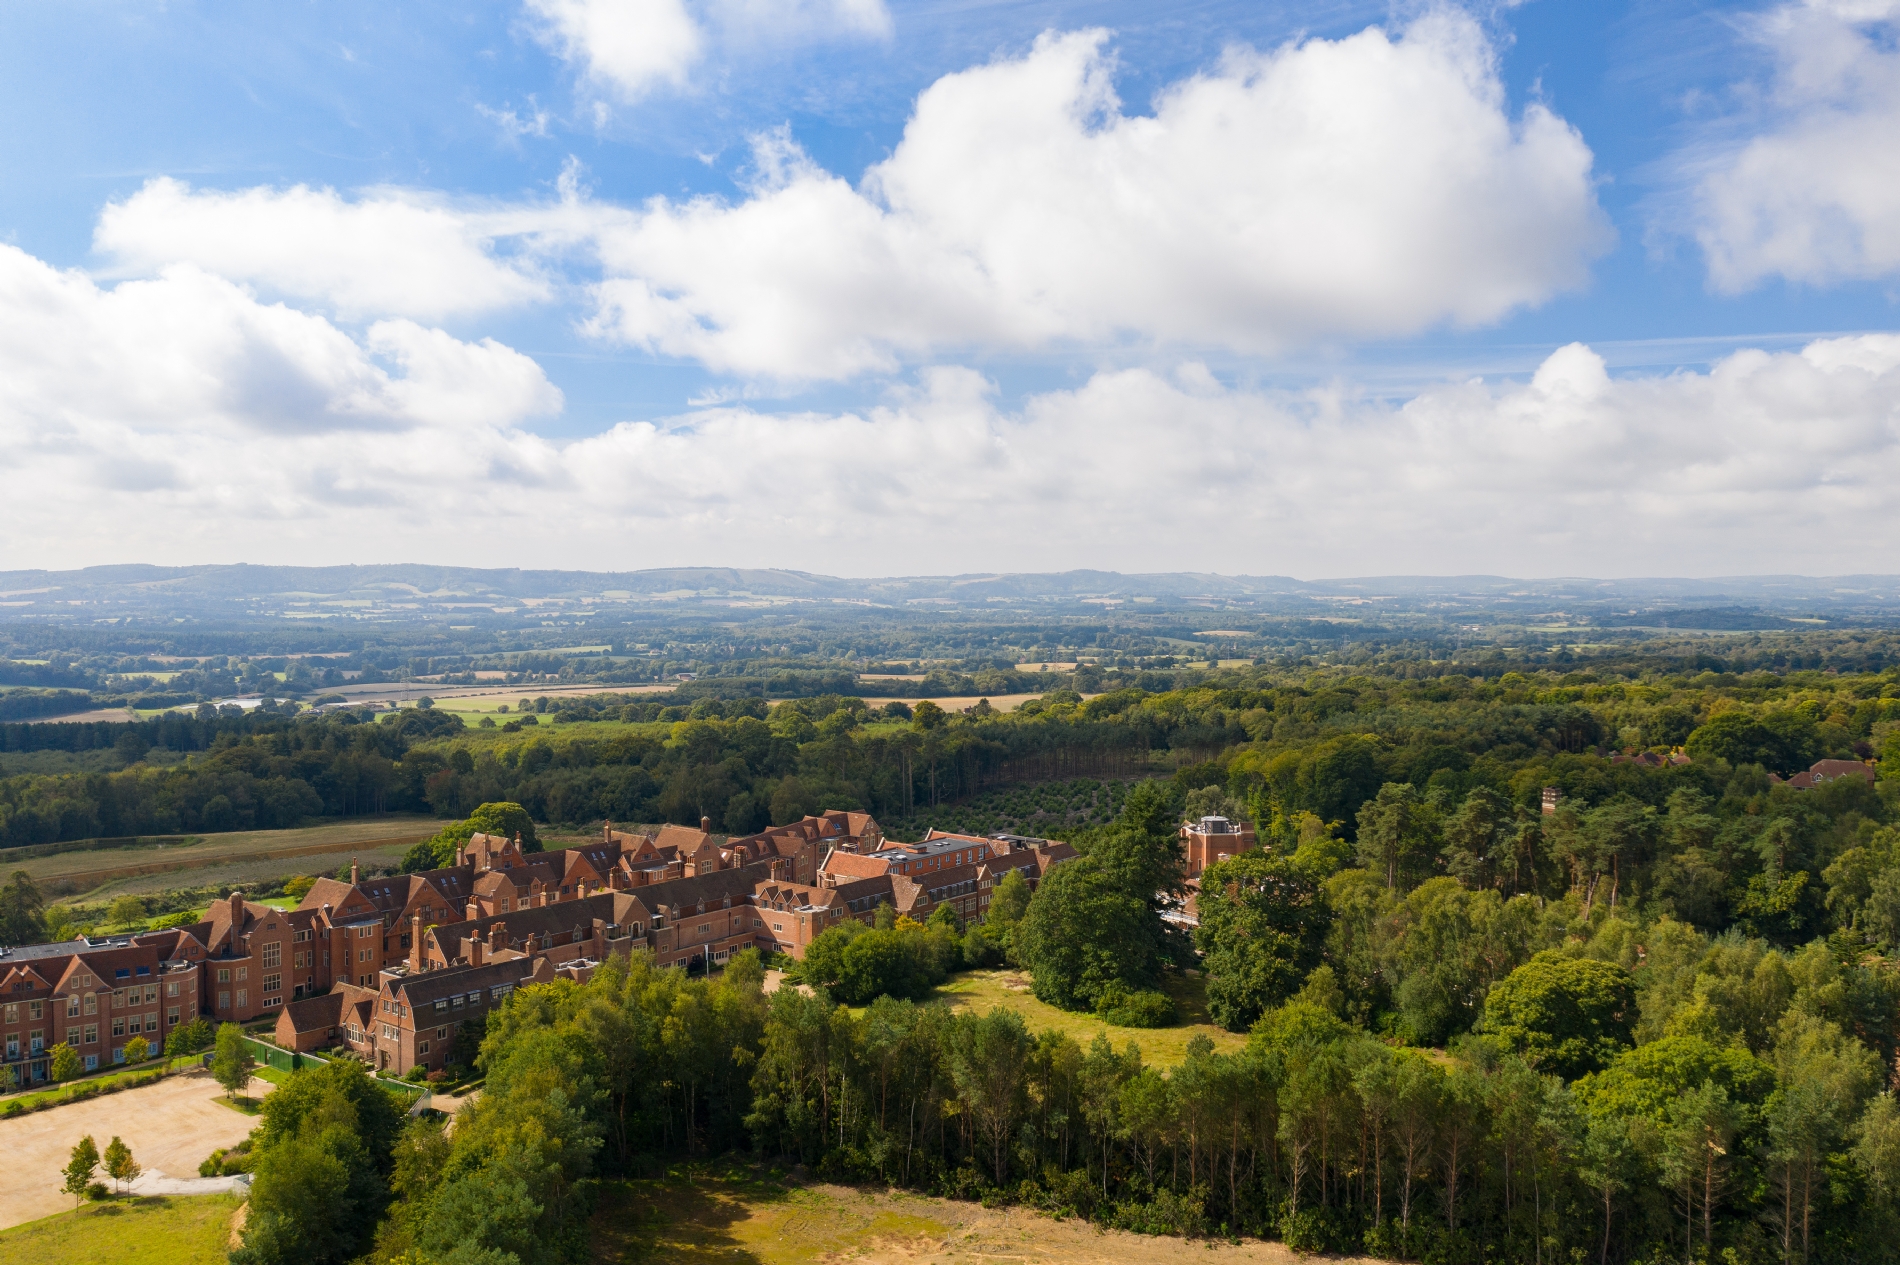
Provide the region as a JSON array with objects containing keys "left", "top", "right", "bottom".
[
  {"left": 280, "top": 990, "right": 346, "bottom": 1034},
  {"left": 393, "top": 958, "right": 535, "bottom": 1006}
]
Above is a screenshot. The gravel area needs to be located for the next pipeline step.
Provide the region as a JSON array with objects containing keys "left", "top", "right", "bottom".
[{"left": 0, "top": 1070, "right": 272, "bottom": 1229}]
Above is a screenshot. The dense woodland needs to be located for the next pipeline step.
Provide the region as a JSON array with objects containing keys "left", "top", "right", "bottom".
[{"left": 183, "top": 642, "right": 1900, "bottom": 1265}]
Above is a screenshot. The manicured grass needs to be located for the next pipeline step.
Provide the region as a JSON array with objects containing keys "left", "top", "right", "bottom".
[
  {"left": 0, "top": 1194, "right": 241, "bottom": 1265},
  {"left": 932, "top": 969, "right": 1246, "bottom": 1067},
  {"left": 0, "top": 1060, "right": 180, "bottom": 1110},
  {"left": 591, "top": 1165, "right": 948, "bottom": 1265}
]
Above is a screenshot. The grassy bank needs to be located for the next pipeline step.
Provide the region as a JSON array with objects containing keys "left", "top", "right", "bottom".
[{"left": 0, "top": 1194, "right": 241, "bottom": 1265}]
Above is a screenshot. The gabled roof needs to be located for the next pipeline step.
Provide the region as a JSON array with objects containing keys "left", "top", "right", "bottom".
[
  {"left": 819, "top": 851, "right": 892, "bottom": 879},
  {"left": 653, "top": 823, "right": 713, "bottom": 854},
  {"left": 280, "top": 989, "right": 347, "bottom": 1036}
]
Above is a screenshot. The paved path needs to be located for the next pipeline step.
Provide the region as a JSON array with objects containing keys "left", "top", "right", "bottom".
[
  {"left": 126, "top": 1171, "right": 252, "bottom": 1198},
  {"left": 0, "top": 1070, "right": 273, "bottom": 1229}
]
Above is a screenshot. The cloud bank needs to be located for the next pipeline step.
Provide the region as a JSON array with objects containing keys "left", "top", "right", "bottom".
[
  {"left": 4, "top": 226, "right": 1896, "bottom": 577},
  {"left": 1692, "top": 0, "right": 1900, "bottom": 290}
]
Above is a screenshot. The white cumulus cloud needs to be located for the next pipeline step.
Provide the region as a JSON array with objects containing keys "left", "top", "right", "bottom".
[
  {"left": 5, "top": 220, "right": 1897, "bottom": 579},
  {"left": 94, "top": 178, "right": 554, "bottom": 322},
  {"left": 585, "top": 12, "right": 1611, "bottom": 379},
  {"left": 1691, "top": 0, "right": 1900, "bottom": 290},
  {"left": 524, "top": 0, "right": 890, "bottom": 101},
  {"left": 0, "top": 242, "right": 561, "bottom": 529}
]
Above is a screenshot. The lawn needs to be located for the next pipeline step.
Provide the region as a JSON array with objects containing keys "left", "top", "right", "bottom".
[
  {"left": 0, "top": 1059, "right": 193, "bottom": 1110},
  {"left": 0, "top": 1194, "right": 241, "bottom": 1265},
  {"left": 932, "top": 969, "right": 1247, "bottom": 1067}
]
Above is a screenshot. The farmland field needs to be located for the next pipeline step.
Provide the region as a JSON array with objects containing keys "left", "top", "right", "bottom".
[
  {"left": 12, "top": 816, "right": 450, "bottom": 901},
  {"left": 932, "top": 969, "right": 1245, "bottom": 1067},
  {"left": 590, "top": 1165, "right": 1326, "bottom": 1264}
]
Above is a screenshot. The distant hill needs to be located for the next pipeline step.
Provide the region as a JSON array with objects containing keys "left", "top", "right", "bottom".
[{"left": 2, "top": 563, "right": 1898, "bottom": 623}]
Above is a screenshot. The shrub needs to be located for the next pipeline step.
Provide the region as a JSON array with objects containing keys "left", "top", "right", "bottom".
[
  {"left": 1094, "top": 983, "right": 1176, "bottom": 1028},
  {"left": 86, "top": 1182, "right": 110, "bottom": 1201}
]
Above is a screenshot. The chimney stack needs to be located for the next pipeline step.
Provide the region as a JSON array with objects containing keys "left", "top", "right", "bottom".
[
  {"left": 490, "top": 922, "right": 507, "bottom": 954},
  {"left": 604, "top": 820, "right": 612, "bottom": 843},
  {"left": 228, "top": 891, "right": 244, "bottom": 925},
  {"left": 469, "top": 936, "right": 484, "bottom": 967},
  {"left": 409, "top": 913, "right": 423, "bottom": 972},
  {"left": 701, "top": 816, "right": 712, "bottom": 834},
  {"left": 350, "top": 859, "right": 359, "bottom": 885}
]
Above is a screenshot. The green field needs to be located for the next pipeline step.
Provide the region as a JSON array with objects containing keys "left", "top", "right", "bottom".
[
  {"left": 0, "top": 1195, "right": 240, "bottom": 1265},
  {"left": 16, "top": 816, "right": 450, "bottom": 902},
  {"left": 933, "top": 968, "right": 1246, "bottom": 1066}
]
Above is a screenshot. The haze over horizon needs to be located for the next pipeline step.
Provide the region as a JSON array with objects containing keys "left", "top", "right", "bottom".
[{"left": 2, "top": 1, "right": 1898, "bottom": 575}]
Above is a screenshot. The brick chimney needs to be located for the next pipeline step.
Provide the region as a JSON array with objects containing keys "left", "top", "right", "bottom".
[
  {"left": 701, "top": 816, "right": 712, "bottom": 834},
  {"left": 350, "top": 859, "right": 359, "bottom": 885},
  {"left": 603, "top": 820, "right": 612, "bottom": 842},
  {"left": 465, "top": 900, "right": 480, "bottom": 921},
  {"left": 228, "top": 891, "right": 244, "bottom": 926},
  {"left": 489, "top": 922, "right": 507, "bottom": 955},
  {"left": 409, "top": 913, "right": 423, "bottom": 972},
  {"left": 469, "top": 935, "right": 484, "bottom": 967}
]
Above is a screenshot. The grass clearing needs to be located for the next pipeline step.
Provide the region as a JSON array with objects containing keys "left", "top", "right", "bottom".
[
  {"left": 589, "top": 1165, "right": 1325, "bottom": 1265},
  {"left": 932, "top": 969, "right": 1246, "bottom": 1067},
  {"left": 0, "top": 1194, "right": 241, "bottom": 1265},
  {"left": 592, "top": 1165, "right": 950, "bottom": 1265}
]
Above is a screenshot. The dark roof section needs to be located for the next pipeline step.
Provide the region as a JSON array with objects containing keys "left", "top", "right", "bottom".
[{"left": 392, "top": 957, "right": 536, "bottom": 1007}]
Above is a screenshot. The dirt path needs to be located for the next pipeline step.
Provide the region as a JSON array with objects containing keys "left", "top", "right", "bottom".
[{"left": 0, "top": 1071, "right": 273, "bottom": 1230}]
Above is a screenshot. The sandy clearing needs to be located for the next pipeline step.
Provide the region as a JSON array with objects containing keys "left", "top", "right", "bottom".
[{"left": 0, "top": 1071, "right": 273, "bottom": 1230}]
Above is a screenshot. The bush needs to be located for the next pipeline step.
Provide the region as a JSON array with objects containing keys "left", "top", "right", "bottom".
[
  {"left": 1094, "top": 983, "right": 1176, "bottom": 1028},
  {"left": 85, "top": 1182, "right": 110, "bottom": 1201}
]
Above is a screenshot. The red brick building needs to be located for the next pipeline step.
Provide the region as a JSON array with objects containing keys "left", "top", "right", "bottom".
[{"left": 0, "top": 936, "right": 202, "bottom": 1084}]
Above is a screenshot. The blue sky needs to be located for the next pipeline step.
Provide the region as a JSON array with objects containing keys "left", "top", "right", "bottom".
[{"left": 1, "top": 0, "right": 1897, "bottom": 575}]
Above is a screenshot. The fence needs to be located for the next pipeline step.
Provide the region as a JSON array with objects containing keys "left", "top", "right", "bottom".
[{"left": 241, "top": 1036, "right": 326, "bottom": 1073}]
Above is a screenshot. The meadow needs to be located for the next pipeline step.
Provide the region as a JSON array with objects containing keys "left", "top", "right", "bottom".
[{"left": 9, "top": 815, "right": 448, "bottom": 902}]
